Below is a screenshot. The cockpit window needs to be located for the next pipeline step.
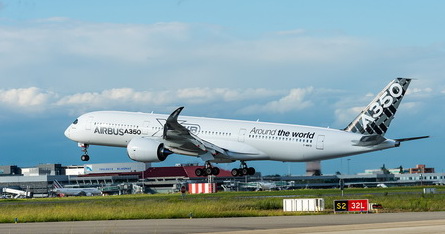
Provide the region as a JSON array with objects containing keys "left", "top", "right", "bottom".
[{"left": 73, "top": 119, "right": 78, "bottom": 125}]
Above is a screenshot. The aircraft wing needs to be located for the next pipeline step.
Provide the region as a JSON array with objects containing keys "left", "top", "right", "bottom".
[{"left": 162, "top": 107, "right": 229, "bottom": 158}]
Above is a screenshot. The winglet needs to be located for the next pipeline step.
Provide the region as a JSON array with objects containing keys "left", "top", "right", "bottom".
[
  {"left": 163, "top": 107, "right": 186, "bottom": 139},
  {"left": 167, "top": 107, "right": 184, "bottom": 123}
]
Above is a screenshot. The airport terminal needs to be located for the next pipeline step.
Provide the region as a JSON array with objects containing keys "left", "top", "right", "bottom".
[{"left": 1, "top": 161, "right": 443, "bottom": 198}]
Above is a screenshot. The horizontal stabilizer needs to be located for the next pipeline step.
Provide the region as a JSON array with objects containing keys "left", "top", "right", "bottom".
[
  {"left": 395, "top": 136, "right": 430, "bottom": 142},
  {"left": 352, "top": 134, "right": 387, "bottom": 146}
]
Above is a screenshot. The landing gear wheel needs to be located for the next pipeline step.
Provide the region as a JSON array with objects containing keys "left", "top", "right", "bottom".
[
  {"left": 79, "top": 143, "right": 90, "bottom": 162},
  {"left": 231, "top": 168, "right": 239, "bottom": 177},
  {"left": 81, "top": 154, "right": 90, "bottom": 161},
  {"left": 195, "top": 168, "right": 204, "bottom": 177},
  {"left": 248, "top": 167, "right": 255, "bottom": 175},
  {"left": 205, "top": 167, "right": 213, "bottom": 175},
  {"left": 231, "top": 161, "right": 256, "bottom": 177},
  {"left": 211, "top": 167, "right": 220, "bottom": 176},
  {"left": 195, "top": 161, "right": 220, "bottom": 177},
  {"left": 241, "top": 168, "right": 248, "bottom": 176}
]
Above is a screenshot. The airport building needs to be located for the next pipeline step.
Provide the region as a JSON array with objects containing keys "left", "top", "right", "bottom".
[
  {"left": 0, "top": 165, "right": 21, "bottom": 176},
  {"left": 0, "top": 162, "right": 150, "bottom": 197},
  {"left": 360, "top": 164, "right": 435, "bottom": 175},
  {"left": 0, "top": 162, "right": 235, "bottom": 196},
  {"left": 1, "top": 162, "right": 444, "bottom": 197}
]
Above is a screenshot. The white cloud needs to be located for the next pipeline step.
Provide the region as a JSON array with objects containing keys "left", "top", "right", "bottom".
[
  {"left": 407, "top": 87, "right": 434, "bottom": 98},
  {"left": 332, "top": 85, "right": 443, "bottom": 127},
  {"left": 0, "top": 87, "right": 56, "bottom": 112},
  {"left": 56, "top": 89, "right": 173, "bottom": 109},
  {"left": 56, "top": 87, "right": 281, "bottom": 109},
  {"left": 401, "top": 101, "right": 421, "bottom": 110},
  {"left": 0, "top": 86, "right": 273, "bottom": 114},
  {"left": 0, "top": 18, "right": 444, "bottom": 126},
  {"left": 334, "top": 106, "right": 362, "bottom": 127},
  {"left": 176, "top": 88, "right": 281, "bottom": 103},
  {"left": 240, "top": 87, "right": 314, "bottom": 114},
  {"left": 0, "top": 18, "right": 384, "bottom": 93},
  {"left": 0, "top": 86, "right": 310, "bottom": 117},
  {"left": 1, "top": 18, "right": 443, "bottom": 99}
]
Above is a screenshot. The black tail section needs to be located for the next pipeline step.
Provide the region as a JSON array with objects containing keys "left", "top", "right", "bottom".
[{"left": 345, "top": 78, "right": 411, "bottom": 136}]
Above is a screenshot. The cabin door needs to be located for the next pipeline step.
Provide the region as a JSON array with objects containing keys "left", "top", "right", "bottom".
[{"left": 316, "top": 135, "right": 325, "bottom": 150}]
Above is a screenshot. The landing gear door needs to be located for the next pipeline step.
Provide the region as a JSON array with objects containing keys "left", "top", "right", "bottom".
[{"left": 316, "top": 135, "right": 325, "bottom": 150}]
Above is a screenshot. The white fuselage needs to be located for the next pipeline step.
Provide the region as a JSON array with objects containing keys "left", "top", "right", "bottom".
[
  {"left": 65, "top": 111, "right": 397, "bottom": 163},
  {"left": 53, "top": 187, "right": 102, "bottom": 196}
]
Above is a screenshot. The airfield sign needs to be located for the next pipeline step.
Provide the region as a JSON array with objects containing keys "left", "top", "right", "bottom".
[{"left": 334, "top": 199, "right": 369, "bottom": 213}]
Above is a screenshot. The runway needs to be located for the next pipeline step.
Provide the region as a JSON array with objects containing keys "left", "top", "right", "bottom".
[{"left": 1, "top": 212, "right": 444, "bottom": 234}]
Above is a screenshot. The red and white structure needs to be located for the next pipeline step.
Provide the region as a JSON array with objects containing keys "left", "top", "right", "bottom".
[{"left": 188, "top": 183, "right": 217, "bottom": 194}]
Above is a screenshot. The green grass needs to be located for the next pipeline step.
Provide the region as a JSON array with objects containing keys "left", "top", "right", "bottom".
[{"left": 1, "top": 186, "right": 444, "bottom": 223}]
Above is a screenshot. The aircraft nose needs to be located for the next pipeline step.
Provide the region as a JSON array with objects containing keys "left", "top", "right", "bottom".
[{"left": 64, "top": 126, "right": 71, "bottom": 139}]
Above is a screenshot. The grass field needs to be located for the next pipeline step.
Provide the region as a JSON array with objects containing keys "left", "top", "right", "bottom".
[{"left": 1, "top": 186, "right": 444, "bottom": 223}]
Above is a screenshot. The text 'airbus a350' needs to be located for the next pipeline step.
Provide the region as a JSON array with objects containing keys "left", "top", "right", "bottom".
[{"left": 64, "top": 78, "right": 428, "bottom": 177}]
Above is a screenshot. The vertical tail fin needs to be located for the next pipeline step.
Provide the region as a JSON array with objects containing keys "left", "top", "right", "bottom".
[
  {"left": 53, "top": 180, "right": 63, "bottom": 189},
  {"left": 344, "top": 78, "right": 412, "bottom": 136}
]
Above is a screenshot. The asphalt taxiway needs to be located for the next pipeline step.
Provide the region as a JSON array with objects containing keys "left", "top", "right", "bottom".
[{"left": 1, "top": 212, "right": 444, "bottom": 234}]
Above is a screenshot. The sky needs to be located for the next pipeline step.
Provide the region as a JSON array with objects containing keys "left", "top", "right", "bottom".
[{"left": 0, "top": 0, "right": 444, "bottom": 176}]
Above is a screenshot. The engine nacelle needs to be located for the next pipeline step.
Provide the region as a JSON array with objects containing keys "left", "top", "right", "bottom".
[{"left": 127, "top": 137, "right": 171, "bottom": 162}]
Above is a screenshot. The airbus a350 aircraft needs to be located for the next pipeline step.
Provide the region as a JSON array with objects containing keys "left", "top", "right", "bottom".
[{"left": 65, "top": 78, "right": 428, "bottom": 177}]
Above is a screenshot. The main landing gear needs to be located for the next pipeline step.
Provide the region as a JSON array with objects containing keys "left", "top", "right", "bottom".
[
  {"left": 231, "top": 161, "right": 255, "bottom": 177},
  {"left": 195, "top": 162, "right": 220, "bottom": 177},
  {"left": 79, "top": 143, "right": 90, "bottom": 161}
]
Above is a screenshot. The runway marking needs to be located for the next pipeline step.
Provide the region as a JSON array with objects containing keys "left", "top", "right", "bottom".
[
  {"left": 1, "top": 212, "right": 445, "bottom": 234},
  {"left": 203, "top": 220, "right": 445, "bottom": 234}
]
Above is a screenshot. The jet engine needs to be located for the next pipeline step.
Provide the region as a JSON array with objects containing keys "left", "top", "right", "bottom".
[{"left": 127, "top": 137, "right": 172, "bottom": 162}]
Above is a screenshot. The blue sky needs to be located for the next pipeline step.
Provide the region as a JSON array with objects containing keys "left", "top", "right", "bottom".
[{"left": 0, "top": 0, "right": 444, "bottom": 175}]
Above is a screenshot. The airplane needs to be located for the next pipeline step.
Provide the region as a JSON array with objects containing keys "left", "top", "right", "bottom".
[
  {"left": 51, "top": 180, "right": 102, "bottom": 197},
  {"left": 64, "top": 78, "right": 428, "bottom": 177}
]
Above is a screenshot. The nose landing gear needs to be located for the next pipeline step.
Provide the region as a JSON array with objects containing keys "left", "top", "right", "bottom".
[
  {"left": 81, "top": 154, "right": 90, "bottom": 161},
  {"left": 79, "top": 143, "right": 90, "bottom": 161}
]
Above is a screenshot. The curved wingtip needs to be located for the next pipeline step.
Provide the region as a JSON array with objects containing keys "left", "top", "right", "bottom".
[
  {"left": 167, "top": 106, "right": 184, "bottom": 122},
  {"left": 169, "top": 106, "right": 184, "bottom": 119}
]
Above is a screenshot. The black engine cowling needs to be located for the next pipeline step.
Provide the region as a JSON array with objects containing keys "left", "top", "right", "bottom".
[{"left": 127, "top": 137, "right": 172, "bottom": 162}]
